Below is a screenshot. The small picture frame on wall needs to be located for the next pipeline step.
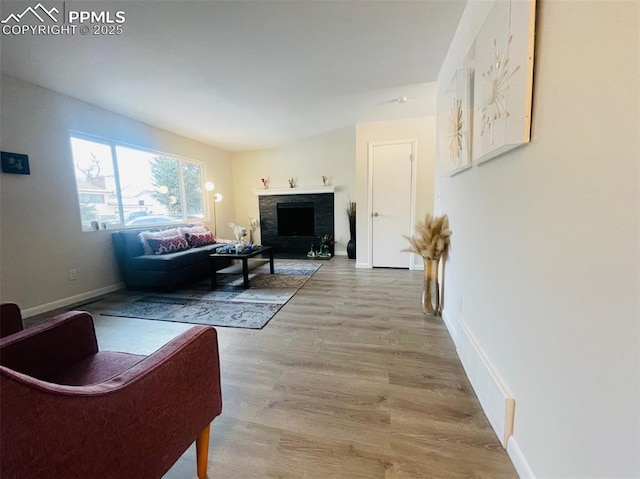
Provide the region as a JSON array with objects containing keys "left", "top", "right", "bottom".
[{"left": 1, "top": 151, "right": 30, "bottom": 175}]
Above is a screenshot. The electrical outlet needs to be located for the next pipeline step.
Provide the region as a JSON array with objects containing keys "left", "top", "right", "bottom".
[{"left": 69, "top": 269, "right": 78, "bottom": 281}]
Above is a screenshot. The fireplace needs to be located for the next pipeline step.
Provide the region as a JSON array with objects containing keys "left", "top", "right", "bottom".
[
  {"left": 259, "top": 193, "right": 334, "bottom": 255},
  {"left": 277, "top": 202, "right": 314, "bottom": 237}
]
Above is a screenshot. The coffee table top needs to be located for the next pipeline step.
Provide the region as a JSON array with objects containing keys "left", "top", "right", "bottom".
[{"left": 210, "top": 245, "right": 272, "bottom": 259}]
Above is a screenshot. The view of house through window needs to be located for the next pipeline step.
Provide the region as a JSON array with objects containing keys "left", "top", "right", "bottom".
[{"left": 70, "top": 135, "right": 205, "bottom": 231}]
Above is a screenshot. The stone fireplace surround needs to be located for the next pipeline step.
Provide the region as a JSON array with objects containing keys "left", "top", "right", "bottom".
[{"left": 257, "top": 188, "right": 334, "bottom": 255}]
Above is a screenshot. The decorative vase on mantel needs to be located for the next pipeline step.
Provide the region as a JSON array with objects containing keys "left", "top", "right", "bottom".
[
  {"left": 346, "top": 217, "right": 356, "bottom": 259},
  {"left": 422, "top": 258, "right": 441, "bottom": 316}
]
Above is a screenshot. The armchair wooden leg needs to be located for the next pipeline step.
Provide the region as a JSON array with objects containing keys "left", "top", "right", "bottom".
[{"left": 196, "top": 424, "right": 211, "bottom": 479}]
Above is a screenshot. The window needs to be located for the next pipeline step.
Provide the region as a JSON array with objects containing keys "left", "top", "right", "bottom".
[
  {"left": 70, "top": 135, "right": 206, "bottom": 231},
  {"left": 78, "top": 193, "right": 106, "bottom": 204}
]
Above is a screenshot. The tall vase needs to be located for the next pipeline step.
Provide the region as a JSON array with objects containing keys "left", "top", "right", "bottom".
[
  {"left": 422, "top": 258, "right": 441, "bottom": 316},
  {"left": 346, "top": 217, "right": 356, "bottom": 259}
]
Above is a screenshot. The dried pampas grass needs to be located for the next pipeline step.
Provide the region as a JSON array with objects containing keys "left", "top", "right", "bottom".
[
  {"left": 346, "top": 200, "right": 356, "bottom": 220},
  {"left": 403, "top": 214, "right": 451, "bottom": 260}
]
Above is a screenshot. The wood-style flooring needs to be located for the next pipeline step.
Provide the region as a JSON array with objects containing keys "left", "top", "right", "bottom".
[{"left": 27, "top": 257, "right": 517, "bottom": 478}]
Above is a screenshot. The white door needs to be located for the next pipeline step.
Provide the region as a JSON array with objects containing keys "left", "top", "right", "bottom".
[{"left": 370, "top": 141, "right": 414, "bottom": 268}]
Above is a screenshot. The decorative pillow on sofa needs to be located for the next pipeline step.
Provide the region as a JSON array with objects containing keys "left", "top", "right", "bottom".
[
  {"left": 147, "top": 235, "right": 191, "bottom": 255},
  {"left": 177, "top": 224, "right": 209, "bottom": 237},
  {"left": 139, "top": 228, "right": 181, "bottom": 255},
  {"left": 185, "top": 231, "right": 217, "bottom": 248}
]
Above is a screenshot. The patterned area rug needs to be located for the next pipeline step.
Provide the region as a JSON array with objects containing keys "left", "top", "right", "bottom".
[{"left": 100, "top": 261, "right": 321, "bottom": 329}]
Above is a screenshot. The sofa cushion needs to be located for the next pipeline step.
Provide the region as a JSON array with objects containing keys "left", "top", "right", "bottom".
[
  {"left": 185, "top": 231, "right": 217, "bottom": 248},
  {"left": 44, "top": 351, "right": 145, "bottom": 386},
  {"left": 177, "top": 224, "right": 208, "bottom": 237},
  {"left": 147, "top": 235, "right": 190, "bottom": 255},
  {"left": 128, "top": 247, "right": 212, "bottom": 272},
  {"left": 139, "top": 228, "right": 182, "bottom": 255},
  {"left": 117, "top": 230, "right": 146, "bottom": 258}
]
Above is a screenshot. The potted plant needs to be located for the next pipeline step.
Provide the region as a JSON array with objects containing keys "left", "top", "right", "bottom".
[{"left": 319, "top": 234, "right": 334, "bottom": 257}]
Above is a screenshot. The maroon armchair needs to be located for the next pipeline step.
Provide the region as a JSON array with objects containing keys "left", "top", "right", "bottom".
[
  {"left": 0, "top": 311, "right": 222, "bottom": 479},
  {"left": 0, "top": 302, "right": 24, "bottom": 338}
]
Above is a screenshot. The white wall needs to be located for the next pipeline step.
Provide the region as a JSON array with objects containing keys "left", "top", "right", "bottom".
[
  {"left": 230, "top": 127, "right": 356, "bottom": 254},
  {"left": 436, "top": 1, "right": 639, "bottom": 477},
  {"left": 355, "top": 114, "right": 437, "bottom": 269},
  {"left": 0, "top": 75, "right": 235, "bottom": 314}
]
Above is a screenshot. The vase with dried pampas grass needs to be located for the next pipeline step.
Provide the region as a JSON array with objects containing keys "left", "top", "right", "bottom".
[{"left": 403, "top": 214, "right": 452, "bottom": 316}]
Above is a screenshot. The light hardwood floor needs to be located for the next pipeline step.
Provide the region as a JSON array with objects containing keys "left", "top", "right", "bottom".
[{"left": 28, "top": 257, "right": 517, "bottom": 478}]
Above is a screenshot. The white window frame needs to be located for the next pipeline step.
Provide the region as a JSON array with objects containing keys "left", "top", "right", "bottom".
[{"left": 69, "top": 132, "right": 209, "bottom": 231}]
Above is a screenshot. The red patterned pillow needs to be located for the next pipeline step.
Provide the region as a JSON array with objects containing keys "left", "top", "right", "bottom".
[
  {"left": 185, "top": 231, "right": 217, "bottom": 248},
  {"left": 147, "top": 235, "right": 190, "bottom": 255}
]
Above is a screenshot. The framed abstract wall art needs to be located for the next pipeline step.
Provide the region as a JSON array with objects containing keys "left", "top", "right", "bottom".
[
  {"left": 438, "top": 67, "right": 472, "bottom": 176},
  {"left": 437, "top": 0, "right": 536, "bottom": 174},
  {"left": 1, "top": 151, "right": 30, "bottom": 175},
  {"left": 471, "top": 0, "right": 536, "bottom": 164}
]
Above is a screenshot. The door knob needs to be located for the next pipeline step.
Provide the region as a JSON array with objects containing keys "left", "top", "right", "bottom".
[{"left": 373, "top": 212, "right": 379, "bottom": 217}]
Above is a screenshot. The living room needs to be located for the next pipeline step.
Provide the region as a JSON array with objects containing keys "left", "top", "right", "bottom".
[{"left": 1, "top": 1, "right": 639, "bottom": 479}]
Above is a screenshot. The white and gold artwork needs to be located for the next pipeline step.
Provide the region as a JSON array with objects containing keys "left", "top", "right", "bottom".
[
  {"left": 449, "top": 98, "right": 463, "bottom": 161},
  {"left": 471, "top": 0, "right": 536, "bottom": 164},
  {"left": 479, "top": 35, "right": 520, "bottom": 144},
  {"left": 437, "top": 68, "right": 472, "bottom": 176}
]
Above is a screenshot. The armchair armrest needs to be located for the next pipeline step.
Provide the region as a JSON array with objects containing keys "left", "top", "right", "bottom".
[
  {"left": 0, "top": 325, "right": 222, "bottom": 479},
  {"left": 0, "top": 311, "right": 98, "bottom": 380},
  {"left": 0, "top": 302, "right": 23, "bottom": 338}
]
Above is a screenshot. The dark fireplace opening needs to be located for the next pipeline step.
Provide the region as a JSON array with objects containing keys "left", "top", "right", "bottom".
[{"left": 277, "top": 202, "right": 314, "bottom": 236}]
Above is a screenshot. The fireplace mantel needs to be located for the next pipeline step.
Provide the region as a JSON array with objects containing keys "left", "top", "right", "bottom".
[{"left": 254, "top": 186, "right": 335, "bottom": 196}]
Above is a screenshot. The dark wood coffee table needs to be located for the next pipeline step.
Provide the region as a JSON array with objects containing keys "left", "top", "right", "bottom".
[{"left": 209, "top": 246, "right": 274, "bottom": 289}]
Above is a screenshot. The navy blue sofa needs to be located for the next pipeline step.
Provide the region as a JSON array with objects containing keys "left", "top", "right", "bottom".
[{"left": 112, "top": 227, "right": 230, "bottom": 290}]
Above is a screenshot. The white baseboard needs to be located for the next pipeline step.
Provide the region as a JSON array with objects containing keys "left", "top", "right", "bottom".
[
  {"left": 441, "top": 310, "right": 459, "bottom": 344},
  {"left": 21, "top": 283, "right": 124, "bottom": 318},
  {"left": 507, "top": 436, "right": 535, "bottom": 479},
  {"left": 444, "top": 314, "right": 515, "bottom": 448},
  {"left": 333, "top": 250, "right": 347, "bottom": 256},
  {"left": 355, "top": 262, "right": 371, "bottom": 269}
]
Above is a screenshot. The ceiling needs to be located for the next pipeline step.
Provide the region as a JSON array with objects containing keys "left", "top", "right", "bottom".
[{"left": 1, "top": 1, "right": 466, "bottom": 152}]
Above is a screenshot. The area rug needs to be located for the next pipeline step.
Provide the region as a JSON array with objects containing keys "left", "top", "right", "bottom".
[{"left": 99, "top": 261, "right": 321, "bottom": 329}]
